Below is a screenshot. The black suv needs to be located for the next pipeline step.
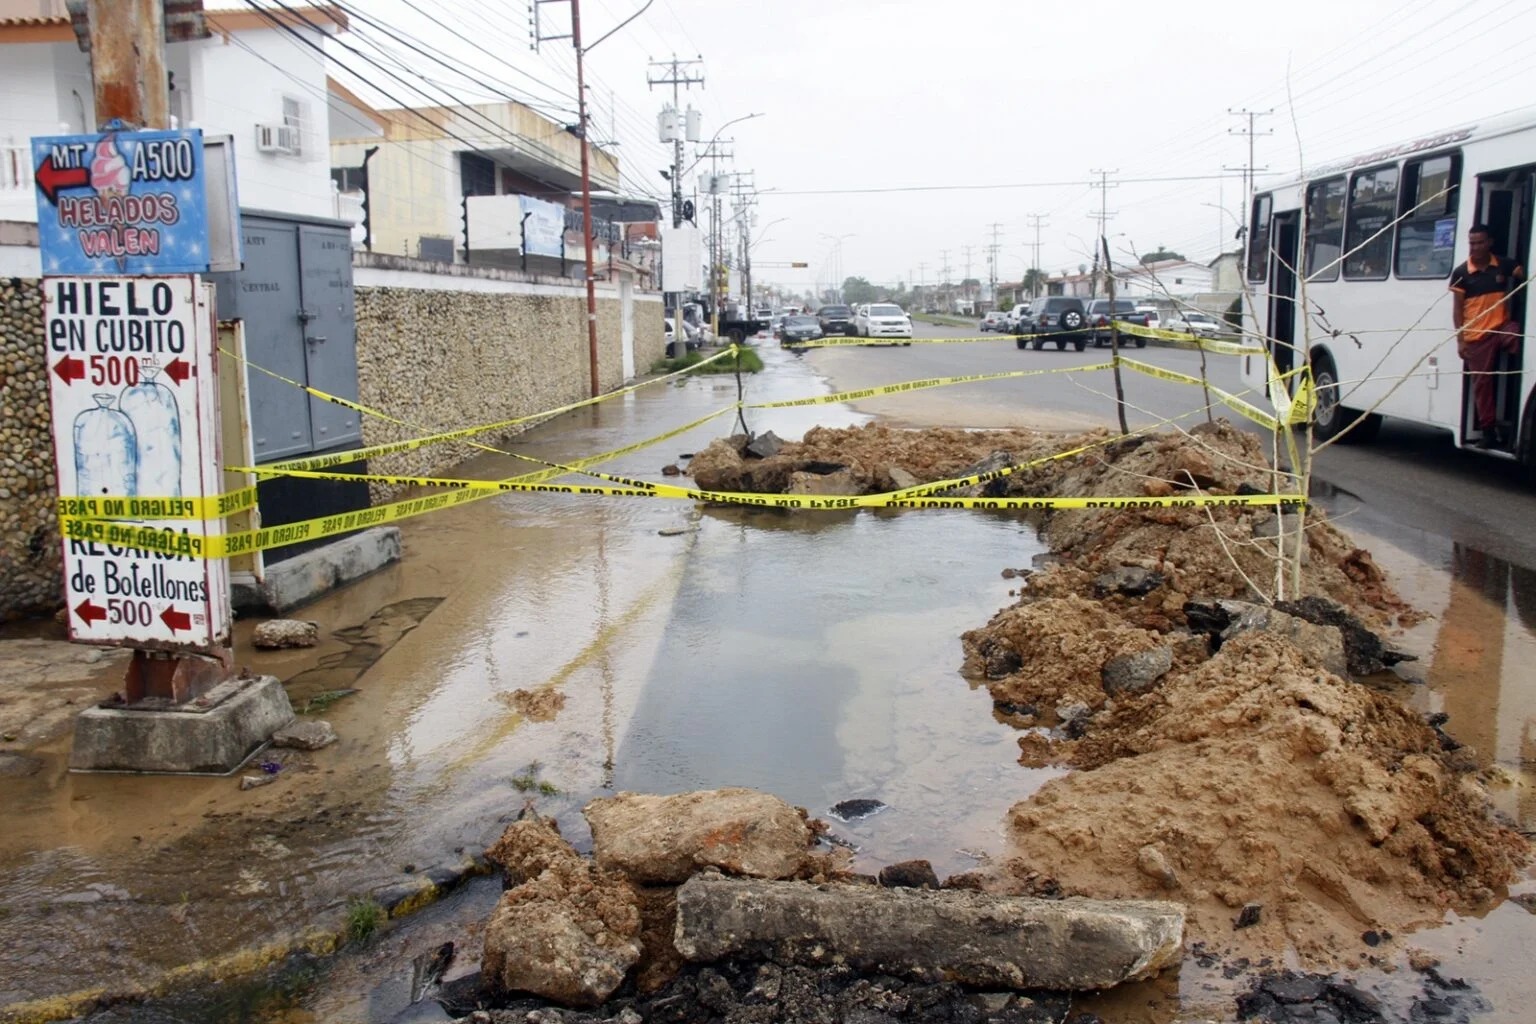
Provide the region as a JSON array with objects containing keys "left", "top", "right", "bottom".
[
  {"left": 1014, "top": 297, "right": 1088, "bottom": 350},
  {"left": 816, "top": 304, "right": 853, "bottom": 335}
]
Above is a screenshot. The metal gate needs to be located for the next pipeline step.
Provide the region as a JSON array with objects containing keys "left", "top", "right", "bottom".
[
  {"left": 209, "top": 212, "right": 368, "bottom": 565},
  {"left": 210, "top": 212, "right": 361, "bottom": 461}
]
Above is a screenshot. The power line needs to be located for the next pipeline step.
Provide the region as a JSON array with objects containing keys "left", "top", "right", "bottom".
[{"left": 769, "top": 172, "right": 1246, "bottom": 197}]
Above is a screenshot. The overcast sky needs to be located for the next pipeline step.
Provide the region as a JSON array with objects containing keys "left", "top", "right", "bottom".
[{"left": 337, "top": 0, "right": 1536, "bottom": 294}]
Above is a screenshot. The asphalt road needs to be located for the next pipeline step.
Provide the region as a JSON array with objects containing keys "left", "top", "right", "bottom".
[{"left": 801, "top": 319, "right": 1536, "bottom": 574}]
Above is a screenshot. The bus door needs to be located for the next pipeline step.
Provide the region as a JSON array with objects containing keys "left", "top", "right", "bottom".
[
  {"left": 1471, "top": 167, "right": 1533, "bottom": 451},
  {"left": 1268, "top": 210, "right": 1301, "bottom": 379}
]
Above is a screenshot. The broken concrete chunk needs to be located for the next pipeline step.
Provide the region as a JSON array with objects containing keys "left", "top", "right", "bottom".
[
  {"left": 877, "top": 860, "right": 940, "bottom": 890},
  {"left": 584, "top": 788, "right": 813, "bottom": 885},
  {"left": 1101, "top": 646, "right": 1173, "bottom": 696},
  {"left": 480, "top": 851, "right": 641, "bottom": 1007},
  {"left": 484, "top": 816, "right": 579, "bottom": 886},
  {"left": 745, "top": 431, "right": 785, "bottom": 459},
  {"left": 887, "top": 466, "right": 920, "bottom": 491},
  {"left": 828, "top": 798, "right": 885, "bottom": 821},
  {"left": 251, "top": 619, "right": 320, "bottom": 649},
  {"left": 673, "top": 874, "right": 1184, "bottom": 990},
  {"left": 271, "top": 719, "right": 336, "bottom": 750},
  {"left": 1092, "top": 566, "right": 1165, "bottom": 598},
  {"left": 1274, "top": 595, "right": 1416, "bottom": 677},
  {"left": 1218, "top": 600, "right": 1348, "bottom": 679}
]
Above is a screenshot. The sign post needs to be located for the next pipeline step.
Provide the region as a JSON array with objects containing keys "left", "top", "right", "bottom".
[{"left": 35, "top": 128, "right": 233, "bottom": 703}]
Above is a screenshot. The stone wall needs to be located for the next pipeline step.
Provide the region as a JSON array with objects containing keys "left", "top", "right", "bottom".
[
  {"left": 0, "top": 278, "right": 60, "bottom": 619},
  {"left": 353, "top": 258, "right": 666, "bottom": 499}
]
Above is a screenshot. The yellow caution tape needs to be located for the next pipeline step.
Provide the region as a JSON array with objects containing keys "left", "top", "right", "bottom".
[
  {"left": 62, "top": 481, "right": 1304, "bottom": 558},
  {"left": 749, "top": 363, "right": 1117, "bottom": 409},
  {"left": 230, "top": 346, "right": 740, "bottom": 474},
  {"left": 55, "top": 485, "right": 260, "bottom": 522},
  {"left": 1115, "top": 356, "right": 1280, "bottom": 432},
  {"left": 1111, "top": 321, "right": 1265, "bottom": 356}
]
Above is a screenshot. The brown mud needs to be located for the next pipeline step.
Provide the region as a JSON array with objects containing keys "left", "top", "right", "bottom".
[{"left": 688, "top": 420, "right": 1530, "bottom": 969}]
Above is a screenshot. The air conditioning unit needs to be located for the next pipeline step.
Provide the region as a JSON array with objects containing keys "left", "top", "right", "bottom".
[{"left": 255, "top": 122, "right": 301, "bottom": 155}]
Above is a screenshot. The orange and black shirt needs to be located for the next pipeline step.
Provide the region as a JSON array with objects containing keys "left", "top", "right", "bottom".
[{"left": 1450, "top": 254, "right": 1524, "bottom": 341}]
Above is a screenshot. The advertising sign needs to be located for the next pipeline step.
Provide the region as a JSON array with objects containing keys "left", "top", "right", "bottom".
[
  {"left": 520, "top": 195, "right": 566, "bottom": 257},
  {"left": 32, "top": 129, "right": 210, "bottom": 275},
  {"left": 46, "top": 276, "right": 230, "bottom": 649}
]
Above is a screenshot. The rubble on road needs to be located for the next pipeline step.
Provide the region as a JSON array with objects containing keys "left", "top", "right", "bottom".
[{"left": 686, "top": 421, "right": 1528, "bottom": 967}]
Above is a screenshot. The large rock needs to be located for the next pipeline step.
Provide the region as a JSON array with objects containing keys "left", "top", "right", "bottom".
[
  {"left": 480, "top": 817, "right": 642, "bottom": 1007},
  {"left": 251, "top": 619, "right": 320, "bottom": 648},
  {"left": 1101, "top": 645, "right": 1173, "bottom": 695},
  {"left": 674, "top": 874, "right": 1184, "bottom": 991},
  {"left": 584, "top": 788, "right": 814, "bottom": 885}
]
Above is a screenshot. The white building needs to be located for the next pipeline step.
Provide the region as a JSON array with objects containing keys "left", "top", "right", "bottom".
[
  {"left": 1114, "top": 259, "right": 1215, "bottom": 300},
  {"left": 0, "top": 1, "right": 349, "bottom": 269}
]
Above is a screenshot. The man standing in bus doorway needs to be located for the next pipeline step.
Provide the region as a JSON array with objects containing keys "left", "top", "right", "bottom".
[{"left": 1451, "top": 224, "right": 1524, "bottom": 448}]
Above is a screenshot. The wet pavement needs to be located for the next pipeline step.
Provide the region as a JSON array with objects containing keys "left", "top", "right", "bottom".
[{"left": 1, "top": 333, "right": 1534, "bottom": 1022}]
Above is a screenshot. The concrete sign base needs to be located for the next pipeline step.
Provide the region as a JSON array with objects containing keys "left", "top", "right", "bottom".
[{"left": 69, "top": 675, "right": 294, "bottom": 774}]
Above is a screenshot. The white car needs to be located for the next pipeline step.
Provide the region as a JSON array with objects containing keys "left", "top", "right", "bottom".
[
  {"left": 1135, "top": 306, "right": 1161, "bottom": 330},
  {"left": 1164, "top": 311, "right": 1221, "bottom": 338},
  {"left": 852, "top": 302, "right": 913, "bottom": 341},
  {"left": 1004, "top": 303, "right": 1031, "bottom": 331}
]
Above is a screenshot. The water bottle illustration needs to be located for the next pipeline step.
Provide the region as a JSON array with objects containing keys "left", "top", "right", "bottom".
[
  {"left": 120, "top": 364, "right": 183, "bottom": 497},
  {"left": 73, "top": 393, "right": 138, "bottom": 497}
]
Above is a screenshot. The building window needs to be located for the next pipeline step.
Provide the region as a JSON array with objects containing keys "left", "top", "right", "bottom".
[
  {"left": 1304, "top": 176, "right": 1346, "bottom": 282},
  {"left": 281, "top": 95, "right": 307, "bottom": 156},
  {"left": 1343, "top": 165, "right": 1398, "bottom": 280},
  {"left": 332, "top": 166, "right": 366, "bottom": 192},
  {"left": 1395, "top": 153, "right": 1460, "bottom": 279},
  {"left": 1246, "top": 193, "right": 1272, "bottom": 282}
]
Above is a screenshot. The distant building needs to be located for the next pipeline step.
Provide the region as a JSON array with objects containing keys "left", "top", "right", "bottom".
[
  {"left": 330, "top": 86, "right": 621, "bottom": 272},
  {"left": 1115, "top": 259, "right": 1214, "bottom": 299}
]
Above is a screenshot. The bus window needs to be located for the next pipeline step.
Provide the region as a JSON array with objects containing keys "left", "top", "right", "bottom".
[
  {"left": 1246, "top": 193, "right": 1272, "bottom": 282},
  {"left": 1304, "top": 177, "right": 1346, "bottom": 282},
  {"left": 1395, "top": 153, "right": 1461, "bottom": 279},
  {"left": 1343, "top": 165, "right": 1399, "bottom": 280}
]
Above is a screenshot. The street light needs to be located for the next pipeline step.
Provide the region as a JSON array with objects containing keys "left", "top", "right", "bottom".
[{"left": 684, "top": 112, "right": 765, "bottom": 178}]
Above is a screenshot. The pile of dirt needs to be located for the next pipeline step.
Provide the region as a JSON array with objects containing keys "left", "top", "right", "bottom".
[{"left": 688, "top": 421, "right": 1528, "bottom": 968}]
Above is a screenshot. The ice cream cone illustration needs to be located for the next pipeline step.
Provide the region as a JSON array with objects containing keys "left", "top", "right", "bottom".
[{"left": 89, "top": 135, "right": 129, "bottom": 198}]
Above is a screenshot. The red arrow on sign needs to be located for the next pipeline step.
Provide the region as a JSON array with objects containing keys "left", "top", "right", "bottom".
[
  {"left": 53, "top": 355, "right": 86, "bottom": 384},
  {"left": 160, "top": 606, "right": 191, "bottom": 633},
  {"left": 163, "top": 357, "right": 194, "bottom": 385},
  {"left": 74, "top": 599, "right": 107, "bottom": 625},
  {"left": 35, "top": 157, "right": 90, "bottom": 205}
]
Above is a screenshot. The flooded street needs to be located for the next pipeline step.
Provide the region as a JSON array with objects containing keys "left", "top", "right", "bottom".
[{"left": 2, "top": 339, "right": 1535, "bottom": 1022}]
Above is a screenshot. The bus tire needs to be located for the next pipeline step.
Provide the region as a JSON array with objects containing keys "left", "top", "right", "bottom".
[{"left": 1310, "top": 351, "right": 1380, "bottom": 443}]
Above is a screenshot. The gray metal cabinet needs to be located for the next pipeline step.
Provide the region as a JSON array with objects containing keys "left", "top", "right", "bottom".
[{"left": 211, "top": 212, "right": 361, "bottom": 461}]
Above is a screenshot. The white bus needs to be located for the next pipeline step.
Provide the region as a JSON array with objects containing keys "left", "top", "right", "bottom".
[{"left": 1240, "top": 107, "right": 1536, "bottom": 478}]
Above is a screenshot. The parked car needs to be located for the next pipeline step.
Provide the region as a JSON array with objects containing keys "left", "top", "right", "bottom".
[
  {"left": 1083, "top": 298, "right": 1150, "bottom": 348},
  {"left": 664, "top": 317, "right": 676, "bottom": 344},
  {"left": 816, "top": 304, "right": 854, "bottom": 335},
  {"left": 1003, "top": 303, "right": 1032, "bottom": 331},
  {"left": 779, "top": 314, "right": 824, "bottom": 345},
  {"left": 1164, "top": 311, "right": 1222, "bottom": 338},
  {"left": 852, "top": 302, "right": 913, "bottom": 342},
  {"left": 1135, "top": 305, "right": 1161, "bottom": 330},
  {"left": 1014, "top": 296, "right": 1088, "bottom": 350},
  {"left": 979, "top": 310, "right": 1008, "bottom": 332}
]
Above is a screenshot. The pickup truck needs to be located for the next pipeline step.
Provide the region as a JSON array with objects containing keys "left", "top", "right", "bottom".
[{"left": 1084, "top": 298, "right": 1151, "bottom": 348}]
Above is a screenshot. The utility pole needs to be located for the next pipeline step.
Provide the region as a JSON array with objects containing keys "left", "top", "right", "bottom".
[
  {"left": 697, "top": 138, "right": 732, "bottom": 336},
  {"left": 986, "top": 222, "right": 1003, "bottom": 309},
  {"left": 939, "top": 249, "right": 951, "bottom": 313},
  {"left": 730, "top": 172, "right": 756, "bottom": 314},
  {"left": 647, "top": 56, "right": 705, "bottom": 229},
  {"left": 1226, "top": 107, "right": 1273, "bottom": 221},
  {"left": 1025, "top": 214, "right": 1048, "bottom": 297},
  {"left": 961, "top": 243, "right": 974, "bottom": 311},
  {"left": 1089, "top": 169, "right": 1118, "bottom": 299}
]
